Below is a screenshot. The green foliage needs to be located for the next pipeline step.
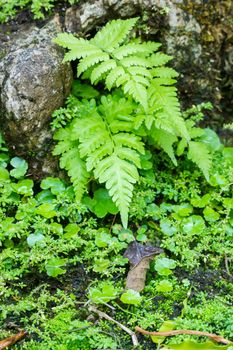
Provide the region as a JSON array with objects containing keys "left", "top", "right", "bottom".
[
  {"left": 120, "top": 289, "right": 142, "bottom": 305},
  {"left": 53, "top": 93, "right": 144, "bottom": 228},
  {"left": 45, "top": 258, "right": 67, "bottom": 277},
  {"left": 83, "top": 188, "right": 118, "bottom": 218},
  {"left": 164, "top": 341, "right": 233, "bottom": 350},
  {"left": 10, "top": 157, "right": 28, "bottom": 179},
  {"left": 88, "top": 283, "right": 118, "bottom": 304},
  {"left": 154, "top": 257, "right": 177, "bottom": 276},
  {"left": 1, "top": 17, "right": 233, "bottom": 350},
  {"left": 53, "top": 19, "right": 220, "bottom": 227},
  {"left": 0, "top": 0, "right": 79, "bottom": 23},
  {"left": 155, "top": 279, "right": 173, "bottom": 292},
  {"left": 151, "top": 320, "right": 176, "bottom": 344}
]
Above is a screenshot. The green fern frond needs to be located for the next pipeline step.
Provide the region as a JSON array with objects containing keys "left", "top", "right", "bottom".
[
  {"left": 105, "top": 67, "right": 126, "bottom": 90},
  {"left": 57, "top": 96, "right": 145, "bottom": 227},
  {"left": 123, "top": 79, "right": 148, "bottom": 110},
  {"left": 86, "top": 142, "right": 113, "bottom": 171},
  {"left": 112, "top": 42, "right": 160, "bottom": 59},
  {"left": 152, "top": 67, "right": 179, "bottom": 78},
  {"left": 150, "top": 127, "right": 178, "bottom": 165},
  {"left": 152, "top": 78, "right": 177, "bottom": 86},
  {"left": 121, "top": 56, "right": 150, "bottom": 67},
  {"left": 188, "top": 141, "right": 211, "bottom": 181},
  {"left": 176, "top": 138, "right": 188, "bottom": 156},
  {"left": 77, "top": 52, "right": 110, "bottom": 76},
  {"left": 91, "top": 17, "right": 139, "bottom": 51},
  {"left": 90, "top": 60, "right": 117, "bottom": 84},
  {"left": 149, "top": 52, "right": 173, "bottom": 67},
  {"left": 115, "top": 73, "right": 130, "bottom": 87},
  {"left": 112, "top": 133, "right": 144, "bottom": 153},
  {"left": 127, "top": 66, "right": 152, "bottom": 78},
  {"left": 132, "top": 75, "right": 150, "bottom": 86},
  {"left": 53, "top": 130, "right": 89, "bottom": 201},
  {"left": 144, "top": 114, "right": 155, "bottom": 129},
  {"left": 94, "top": 154, "right": 139, "bottom": 228},
  {"left": 109, "top": 120, "right": 134, "bottom": 133},
  {"left": 60, "top": 148, "right": 90, "bottom": 201},
  {"left": 53, "top": 33, "right": 82, "bottom": 48},
  {"left": 115, "top": 147, "right": 141, "bottom": 168},
  {"left": 52, "top": 18, "right": 200, "bottom": 228},
  {"left": 53, "top": 35, "right": 104, "bottom": 62},
  {"left": 134, "top": 114, "right": 146, "bottom": 129},
  {"left": 71, "top": 113, "right": 105, "bottom": 139},
  {"left": 63, "top": 47, "right": 101, "bottom": 62},
  {"left": 148, "top": 82, "right": 189, "bottom": 140},
  {"left": 99, "top": 96, "right": 135, "bottom": 121}
]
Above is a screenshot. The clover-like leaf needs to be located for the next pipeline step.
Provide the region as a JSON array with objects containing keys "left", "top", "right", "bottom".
[
  {"left": 27, "top": 232, "right": 45, "bottom": 247},
  {"left": 0, "top": 167, "right": 9, "bottom": 181},
  {"left": 63, "top": 223, "right": 80, "bottom": 238},
  {"left": 95, "top": 231, "right": 113, "bottom": 247},
  {"left": 160, "top": 219, "right": 177, "bottom": 236},
  {"left": 182, "top": 215, "right": 205, "bottom": 235},
  {"left": 120, "top": 289, "right": 142, "bottom": 305},
  {"left": 154, "top": 257, "right": 176, "bottom": 276},
  {"left": 41, "top": 177, "right": 66, "bottom": 195},
  {"left": 83, "top": 188, "right": 118, "bottom": 218},
  {"left": 88, "top": 283, "right": 118, "bottom": 304},
  {"left": 156, "top": 280, "right": 173, "bottom": 293},
  {"left": 11, "top": 179, "right": 34, "bottom": 196},
  {"left": 36, "top": 190, "right": 55, "bottom": 203},
  {"left": 45, "top": 258, "right": 67, "bottom": 277},
  {"left": 10, "top": 157, "right": 28, "bottom": 179},
  {"left": 203, "top": 207, "right": 220, "bottom": 222},
  {"left": 36, "top": 203, "right": 57, "bottom": 218}
]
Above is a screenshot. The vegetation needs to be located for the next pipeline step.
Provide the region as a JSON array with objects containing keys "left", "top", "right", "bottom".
[
  {"left": 0, "top": 17, "right": 233, "bottom": 350},
  {"left": 53, "top": 18, "right": 216, "bottom": 228},
  {"left": 0, "top": 0, "right": 79, "bottom": 23}
]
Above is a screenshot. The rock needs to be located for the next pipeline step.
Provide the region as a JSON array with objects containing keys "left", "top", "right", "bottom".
[{"left": 0, "top": 15, "right": 73, "bottom": 178}]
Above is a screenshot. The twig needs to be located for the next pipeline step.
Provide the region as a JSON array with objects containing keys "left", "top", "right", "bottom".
[
  {"left": 0, "top": 331, "right": 27, "bottom": 349},
  {"left": 135, "top": 326, "right": 232, "bottom": 345},
  {"left": 89, "top": 305, "right": 139, "bottom": 347},
  {"left": 225, "top": 255, "right": 233, "bottom": 278}
]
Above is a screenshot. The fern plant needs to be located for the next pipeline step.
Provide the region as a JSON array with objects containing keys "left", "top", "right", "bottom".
[{"left": 53, "top": 18, "right": 217, "bottom": 228}]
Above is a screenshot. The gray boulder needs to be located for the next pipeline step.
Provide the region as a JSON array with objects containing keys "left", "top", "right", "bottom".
[{"left": 0, "top": 15, "right": 73, "bottom": 178}]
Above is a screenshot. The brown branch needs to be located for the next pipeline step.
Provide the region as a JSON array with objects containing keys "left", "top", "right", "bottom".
[
  {"left": 225, "top": 255, "right": 233, "bottom": 279},
  {"left": 135, "top": 326, "right": 232, "bottom": 345},
  {"left": 0, "top": 331, "right": 28, "bottom": 349},
  {"left": 89, "top": 306, "right": 139, "bottom": 347}
]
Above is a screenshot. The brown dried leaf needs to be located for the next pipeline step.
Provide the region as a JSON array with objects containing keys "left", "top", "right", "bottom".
[
  {"left": 123, "top": 241, "right": 163, "bottom": 268},
  {"left": 124, "top": 242, "right": 163, "bottom": 291}
]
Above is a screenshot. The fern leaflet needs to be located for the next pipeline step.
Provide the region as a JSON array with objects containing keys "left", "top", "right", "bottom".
[
  {"left": 53, "top": 129, "right": 89, "bottom": 200},
  {"left": 188, "top": 141, "right": 211, "bottom": 181}
]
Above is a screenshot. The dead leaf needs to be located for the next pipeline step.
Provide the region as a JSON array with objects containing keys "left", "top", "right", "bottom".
[
  {"left": 124, "top": 241, "right": 163, "bottom": 292},
  {"left": 124, "top": 241, "right": 163, "bottom": 268}
]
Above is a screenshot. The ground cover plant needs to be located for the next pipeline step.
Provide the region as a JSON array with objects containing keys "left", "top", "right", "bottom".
[
  {"left": 0, "top": 0, "right": 79, "bottom": 23},
  {"left": 0, "top": 17, "right": 233, "bottom": 350}
]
